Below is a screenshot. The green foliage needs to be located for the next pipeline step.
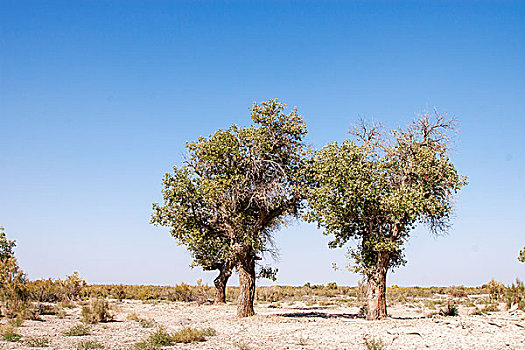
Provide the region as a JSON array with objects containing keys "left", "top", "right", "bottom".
[
  {"left": 81, "top": 299, "right": 113, "bottom": 324},
  {"left": 505, "top": 279, "right": 525, "bottom": 311},
  {"left": 305, "top": 114, "right": 467, "bottom": 277},
  {"left": 0, "top": 227, "right": 16, "bottom": 261},
  {"left": 63, "top": 324, "right": 91, "bottom": 337},
  {"left": 152, "top": 99, "right": 307, "bottom": 270},
  {"left": 148, "top": 327, "right": 174, "bottom": 346},
  {"left": 0, "top": 227, "right": 28, "bottom": 317},
  {"left": 256, "top": 265, "right": 278, "bottom": 281}
]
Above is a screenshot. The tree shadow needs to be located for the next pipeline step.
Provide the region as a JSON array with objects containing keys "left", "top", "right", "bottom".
[
  {"left": 388, "top": 316, "right": 427, "bottom": 320},
  {"left": 276, "top": 311, "right": 363, "bottom": 319}
]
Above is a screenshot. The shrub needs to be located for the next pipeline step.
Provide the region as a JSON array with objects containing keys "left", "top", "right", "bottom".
[
  {"left": 439, "top": 302, "right": 458, "bottom": 316},
  {"left": 25, "top": 336, "right": 50, "bottom": 347},
  {"left": 76, "top": 340, "right": 104, "bottom": 349},
  {"left": 171, "top": 327, "right": 216, "bottom": 343},
  {"left": 81, "top": 299, "right": 113, "bottom": 324},
  {"left": 35, "top": 303, "right": 59, "bottom": 315},
  {"left": 506, "top": 279, "right": 525, "bottom": 311},
  {"left": 133, "top": 326, "right": 216, "bottom": 349},
  {"left": 148, "top": 327, "right": 174, "bottom": 346},
  {"left": 63, "top": 324, "right": 91, "bottom": 337},
  {"left": 363, "top": 336, "right": 386, "bottom": 350},
  {"left": 7, "top": 317, "right": 23, "bottom": 327},
  {"left": 0, "top": 229, "right": 28, "bottom": 317},
  {"left": 481, "top": 302, "right": 499, "bottom": 313},
  {"left": 27, "top": 273, "right": 87, "bottom": 303},
  {"left": 486, "top": 279, "right": 505, "bottom": 302},
  {"left": 1, "top": 325, "right": 22, "bottom": 342},
  {"left": 326, "top": 282, "right": 338, "bottom": 290}
]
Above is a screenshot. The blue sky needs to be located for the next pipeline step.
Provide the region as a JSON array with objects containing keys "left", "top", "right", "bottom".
[{"left": 1, "top": 0, "right": 523, "bottom": 287}]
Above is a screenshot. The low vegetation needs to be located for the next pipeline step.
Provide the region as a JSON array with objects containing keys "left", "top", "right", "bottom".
[
  {"left": 63, "top": 324, "right": 91, "bottom": 337},
  {"left": 25, "top": 336, "right": 50, "bottom": 347},
  {"left": 0, "top": 325, "right": 21, "bottom": 342},
  {"left": 363, "top": 336, "right": 387, "bottom": 350},
  {"left": 81, "top": 298, "right": 113, "bottom": 324},
  {"left": 133, "top": 326, "right": 216, "bottom": 349},
  {"left": 76, "top": 339, "right": 104, "bottom": 349}
]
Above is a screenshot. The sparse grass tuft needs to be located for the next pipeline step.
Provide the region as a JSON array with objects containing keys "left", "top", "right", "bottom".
[
  {"left": 76, "top": 340, "right": 104, "bottom": 349},
  {"left": 7, "top": 317, "right": 24, "bottom": 327},
  {"left": 171, "top": 327, "right": 216, "bottom": 343},
  {"left": 1, "top": 325, "right": 22, "bottom": 342},
  {"left": 148, "top": 327, "right": 173, "bottom": 346},
  {"left": 363, "top": 336, "right": 387, "bottom": 350},
  {"left": 298, "top": 335, "right": 309, "bottom": 345},
  {"left": 127, "top": 312, "right": 155, "bottom": 328},
  {"left": 132, "top": 326, "right": 216, "bottom": 349},
  {"left": 235, "top": 340, "right": 251, "bottom": 350},
  {"left": 25, "top": 336, "right": 50, "bottom": 347},
  {"left": 63, "top": 324, "right": 91, "bottom": 337}
]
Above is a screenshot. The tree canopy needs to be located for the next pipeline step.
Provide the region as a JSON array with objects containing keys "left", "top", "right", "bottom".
[
  {"left": 304, "top": 112, "right": 467, "bottom": 319},
  {"left": 152, "top": 99, "right": 307, "bottom": 316}
]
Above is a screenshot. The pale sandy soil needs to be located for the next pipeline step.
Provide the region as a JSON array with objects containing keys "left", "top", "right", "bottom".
[{"left": 1, "top": 300, "right": 524, "bottom": 350}]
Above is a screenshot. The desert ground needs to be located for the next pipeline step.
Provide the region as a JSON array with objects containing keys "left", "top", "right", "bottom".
[{"left": 1, "top": 296, "right": 524, "bottom": 350}]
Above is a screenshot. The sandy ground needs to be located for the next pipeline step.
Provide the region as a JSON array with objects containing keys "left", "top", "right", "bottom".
[{"left": 1, "top": 300, "right": 524, "bottom": 350}]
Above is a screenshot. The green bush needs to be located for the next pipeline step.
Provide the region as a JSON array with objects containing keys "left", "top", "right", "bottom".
[{"left": 506, "top": 279, "right": 525, "bottom": 311}]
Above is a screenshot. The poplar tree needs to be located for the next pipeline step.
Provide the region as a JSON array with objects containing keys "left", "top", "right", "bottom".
[
  {"left": 152, "top": 100, "right": 307, "bottom": 316},
  {"left": 305, "top": 112, "right": 467, "bottom": 320}
]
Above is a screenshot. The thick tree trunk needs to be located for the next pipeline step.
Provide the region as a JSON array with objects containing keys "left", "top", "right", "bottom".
[
  {"left": 213, "top": 262, "right": 233, "bottom": 304},
  {"left": 366, "top": 252, "right": 390, "bottom": 320},
  {"left": 236, "top": 255, "right": 256, "bottom": 317}
]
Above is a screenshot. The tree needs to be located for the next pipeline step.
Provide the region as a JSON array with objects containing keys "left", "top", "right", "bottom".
[
  {"left": 0, "top": 227, "right": 16, "bottom": 261},
  {"left": 0, "top": 227, "right": 27, "bottom": 316},
  {"left": 519, "top": 247, "right": 525, "bottom": 263},
  {"left": 152, "top": 99, "right": 307, "bottom": 317},
  {"left": 305, "top": 112, "right": 467, "bottom": 320}
]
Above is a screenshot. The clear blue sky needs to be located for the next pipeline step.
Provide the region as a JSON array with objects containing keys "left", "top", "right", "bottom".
[{"left": 1, "top": 1, "right": 523, "bottom": 287}]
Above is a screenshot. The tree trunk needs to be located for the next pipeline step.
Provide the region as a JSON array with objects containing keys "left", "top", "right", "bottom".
[
  {"left": 366, "top": 252, "right": 389, "bottom": 320},
  {"left": 213, "top": 262, "right": 233, "bottom": 304},
  {"left": 236, "top": 255, "right": 256, "bottom": 317}
]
